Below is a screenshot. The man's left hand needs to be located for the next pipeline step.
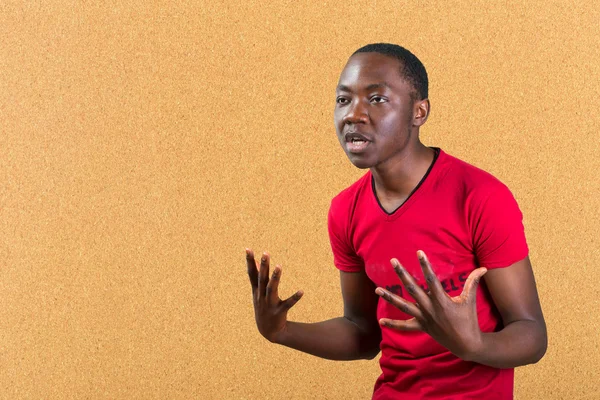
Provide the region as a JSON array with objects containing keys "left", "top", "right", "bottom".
[{"left": 375, "top": 250, "right": 488, "bottom": 360}]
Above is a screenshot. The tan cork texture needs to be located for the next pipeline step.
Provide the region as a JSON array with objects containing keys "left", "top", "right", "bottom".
[{"left": 1, "top": 1, "right": 599, "bottom": 399}]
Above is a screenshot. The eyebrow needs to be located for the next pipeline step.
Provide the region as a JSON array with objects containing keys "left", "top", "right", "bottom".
[{"left": 336, "top": 82, "right": 392, "bottom": 92}]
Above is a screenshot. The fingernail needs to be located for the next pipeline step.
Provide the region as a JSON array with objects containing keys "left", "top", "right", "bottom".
[
  {"left": 391, "top": 260, "right": 403, "bottom": 272},
  {"left": 417, "top": 250, "right": 425, "bottom": 260}
]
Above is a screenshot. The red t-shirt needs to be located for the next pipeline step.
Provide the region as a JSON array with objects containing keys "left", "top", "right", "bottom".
[{"left": 328, "top": 148, "right": 529, "bottom": 400}]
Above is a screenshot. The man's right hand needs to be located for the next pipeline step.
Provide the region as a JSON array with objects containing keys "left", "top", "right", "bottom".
[{"left": 246, "top": 249, "right": 304, "bottom": 343}]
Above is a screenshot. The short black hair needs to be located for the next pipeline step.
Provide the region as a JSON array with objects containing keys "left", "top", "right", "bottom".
[{"left": 353, "top": 43, "right": 428, "bottom": 100}]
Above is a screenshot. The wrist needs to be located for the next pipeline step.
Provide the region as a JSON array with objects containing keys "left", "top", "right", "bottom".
[
  {"left": 461, "top": 332, "right": 486, "bottom": 363},
  {"left": 269, "top": 322, "right": 292, "bottom": 345}
]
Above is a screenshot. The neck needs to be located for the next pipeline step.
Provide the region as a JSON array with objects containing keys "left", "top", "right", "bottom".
[{"left": 370, "top": 141, "right": 435, "bottom": 198}]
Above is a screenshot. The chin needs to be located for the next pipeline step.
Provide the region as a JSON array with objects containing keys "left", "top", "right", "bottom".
[
  {"left": 352, "top": 163, "right": 372, "bottom": 170},
  {"left": 348, "top": 157, "right": 374, "bottom": 169}
]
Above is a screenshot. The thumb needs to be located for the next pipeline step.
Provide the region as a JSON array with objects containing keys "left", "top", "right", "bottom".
[
  {"left": 461, "top": 267, "right": 487, "bottom": 304},
  {"left": 280, "top": 290, "right": 304, "bottom": 311}
]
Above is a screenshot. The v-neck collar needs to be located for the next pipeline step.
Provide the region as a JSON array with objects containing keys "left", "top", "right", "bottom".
[{"left": 370, "top": 147, "right": 441, "bottom": 221}]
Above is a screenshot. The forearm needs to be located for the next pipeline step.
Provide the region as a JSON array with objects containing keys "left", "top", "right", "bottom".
[
  {"left": 466, "top": 319, "right": 547, "bottom": 369},
  {"left": 274, "top": 317, "right": 381, "bottom": 361}
]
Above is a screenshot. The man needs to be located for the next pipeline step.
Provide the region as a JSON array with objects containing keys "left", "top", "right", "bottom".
[{"left": 246, "top": 43, "right": 547, "bottom": 399}]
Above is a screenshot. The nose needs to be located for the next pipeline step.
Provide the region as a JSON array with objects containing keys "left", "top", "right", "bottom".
[{"left": 343, "top": 99, "right": 368, "bottom": 125}]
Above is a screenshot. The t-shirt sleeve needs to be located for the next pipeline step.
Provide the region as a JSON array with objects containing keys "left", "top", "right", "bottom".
[
  {"left": 327, "top": 200, "right": 364, "bottom": 272},
  {"left": 470, "top": 183, "right": 529, "bottom": 269}
]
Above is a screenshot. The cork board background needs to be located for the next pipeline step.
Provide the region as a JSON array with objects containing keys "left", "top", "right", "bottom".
[{"left": 1, "top": 1, "right": 599, "bottom": 399}]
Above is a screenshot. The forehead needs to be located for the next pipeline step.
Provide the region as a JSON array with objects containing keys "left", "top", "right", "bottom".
[{"left": 337, "top": 52, "right": 408, "bottom": 91}]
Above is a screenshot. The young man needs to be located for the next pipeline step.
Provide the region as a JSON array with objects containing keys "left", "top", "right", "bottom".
[{"left": 246, "top": 43, "right": 547, "bottom": 399}]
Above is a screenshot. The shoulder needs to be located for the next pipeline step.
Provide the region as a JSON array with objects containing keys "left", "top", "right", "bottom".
[
  {"left": 329, "top": 171, "right": 372, "bottom": 218},
  {"left": 439, "top": 152, "right": 530, "bottom": 266},
  {"left": 440, "top": 151, "right": 526, "bottom": 244},
  {"left": 328, "top": 174, "right": 371, "bottom": 271},
  {"left": 440, "top": 150, "right": 513, "bottom": 202}
]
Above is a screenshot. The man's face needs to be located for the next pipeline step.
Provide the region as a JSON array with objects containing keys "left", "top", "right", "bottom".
[{"left": 334, "top": 52, "right": 421, "bottom": 169}]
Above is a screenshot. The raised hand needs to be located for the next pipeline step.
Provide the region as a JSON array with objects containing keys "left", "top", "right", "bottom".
[
  {"left": 246, "top": 249, "right": 304, "bottom": 343},
  {"left": 375, "top": 250, "right": 488, "bottom": 360}
]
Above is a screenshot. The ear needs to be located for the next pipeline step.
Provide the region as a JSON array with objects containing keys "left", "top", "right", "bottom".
[{"left": 413, "top": 98, "right": 430, "bottom": 127}]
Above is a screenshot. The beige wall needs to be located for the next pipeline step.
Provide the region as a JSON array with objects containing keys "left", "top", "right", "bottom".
[{"left": 1, "top": 1, "right": 599, "bottom": 399}]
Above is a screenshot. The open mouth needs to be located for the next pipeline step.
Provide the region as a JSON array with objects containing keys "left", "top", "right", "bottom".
[{"left": 347, "top": 138, "right": 370, "bottom": 153}]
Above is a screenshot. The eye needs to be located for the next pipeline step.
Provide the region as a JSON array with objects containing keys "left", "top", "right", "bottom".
[
  {"left": 336, "top": 96, "right": 350, "bottom": 105},
  {"left": 370, "top": 96, "right": 387, "bottom": 104}
]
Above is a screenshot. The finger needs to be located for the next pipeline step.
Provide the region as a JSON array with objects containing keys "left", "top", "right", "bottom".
[
  {"left": 246, "top": 248, "right": 259, "bottom": 291},
  {"left": 416, "top": 250, "right": 447, "bottom": 300},
  {"left": 266, "top": 265, "right": 281, "bottom": 304},
  {"left": 390, "top": 258, "right": 429, "bottom": 306},
  {"left": 281, "top": 290, "right": 304, "bottom": 310},
  {"left": 257, "top": 252, "right": 270, "bottom": 298},
  {"left": 379, "top": 317, "right": 423, "bottom": 331},
  {"left": 375, "top": 288, "right": 423, "bottom": 319},
  {"left": 460, "top": 267, "right": 488, "bottom": 304}
]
